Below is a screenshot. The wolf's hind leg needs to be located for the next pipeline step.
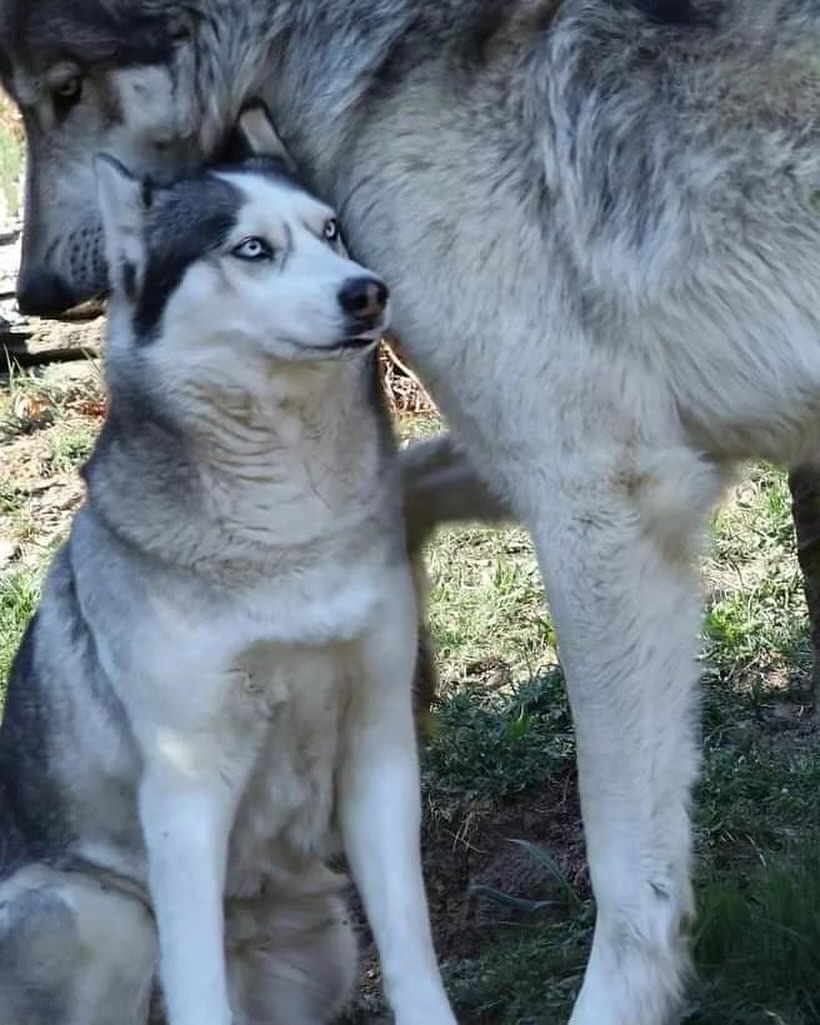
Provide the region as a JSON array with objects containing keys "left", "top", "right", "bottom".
[{"left": 400, "top": 432, "right": 510, "bottom": 552}]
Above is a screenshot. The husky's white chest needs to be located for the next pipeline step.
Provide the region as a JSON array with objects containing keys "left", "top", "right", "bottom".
[{"left": 225, "top": 642, "right": 352, "bottom": 897}]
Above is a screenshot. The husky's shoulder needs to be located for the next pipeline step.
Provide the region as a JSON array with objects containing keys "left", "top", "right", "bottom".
[{"left": 0, "top": 532, "right": 144, "bottom": 881}]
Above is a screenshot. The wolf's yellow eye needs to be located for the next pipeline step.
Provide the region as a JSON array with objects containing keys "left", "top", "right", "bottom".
[{"left": 53, "top": 77, "right": 83, "bottom": 105}]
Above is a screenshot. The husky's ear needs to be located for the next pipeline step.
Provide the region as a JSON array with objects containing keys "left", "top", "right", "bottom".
[
  {"left": 94, "top": 154, "right": 152, "bottom": 299},
  {"left": 236, "top": 104, "right": 295, "bottom": 169}
]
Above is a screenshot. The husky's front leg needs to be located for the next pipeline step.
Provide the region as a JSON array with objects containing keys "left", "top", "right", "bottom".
[
  {"left": 139, "top": 735, "right": 255, "bottom": 1025},
  {"left": 340, "top": 567, "right": 456, "bottom": 1025}
]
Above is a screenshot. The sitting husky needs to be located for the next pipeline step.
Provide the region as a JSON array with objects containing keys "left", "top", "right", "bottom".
[{"left": 0, "top": 111, "right": 456, "bottom": 1025}]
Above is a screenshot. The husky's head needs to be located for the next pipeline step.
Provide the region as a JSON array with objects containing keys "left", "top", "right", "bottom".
[
  {"left": 95, "top": 116, "right": 389, "bottom": 370},
  {"left": 0, "top": 0, "right": 220, "bottom": 316}
]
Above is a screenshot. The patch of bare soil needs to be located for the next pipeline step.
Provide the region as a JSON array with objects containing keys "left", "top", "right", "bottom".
[
  {"left": 422, "top": 767, "right": 586, "bottom": 958},
  {"left": 344, "top": 765, "right": 586, "bottom": 1021},
  {"left": 756, "top": 692, "right": 820, "bottom": 749}
]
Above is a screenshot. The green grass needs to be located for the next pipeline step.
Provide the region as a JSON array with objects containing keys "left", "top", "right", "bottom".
[
  {"left": 424, "top": 671, "right": 572, "bottom": 801},
  {"left": 0, "top": 569, "right": 41, "bottom": 699},
  {"left": 444, "top": 916, "right": 592, "bottom": 1025},
  {"left": 426, "top": 525, "right": 554, "bottom": 690},
  {"left": 0, "top": 479, "right": 27, "bottom": 514},
  {"left": 46, "top": 427, "right": 95, "bottom": 472},
  {"left": 1, "top": 366, "right": 56, "bottom": 440},
  {"left": 690, "top": 846, "right": 820, "bottom": 1025},
  {"left": 443, "top": 840, "right": 820, "bottom": 1025}
]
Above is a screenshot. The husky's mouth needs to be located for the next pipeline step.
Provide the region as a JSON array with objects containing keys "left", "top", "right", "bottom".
[
  {"left": 299, "top": 329, "right": 383, "bottom": 356},
  {"left": 327, "top": 333, "right": 382, "bottom": 354},
  {"left": 321, "top": 321, "right": 387, "bottom": 353},
  {"left": 345, "top": 327, "right": 384, "bottom": 347}
]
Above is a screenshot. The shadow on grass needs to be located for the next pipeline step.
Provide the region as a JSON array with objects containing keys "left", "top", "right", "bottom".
[
  {"left": 426, "top": 658, "right": 820, "bottom": 1025},
  {"left": 690, "top": 844, "right": 820, "bottom": 1025},
  {"left": 444, "top": 843, "right": 820, "bottom": 1025}
]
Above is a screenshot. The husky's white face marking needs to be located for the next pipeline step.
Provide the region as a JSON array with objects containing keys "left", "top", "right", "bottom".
[
  {"left": 95, "top": 157, "right": 391, "bottom": 374},
  {"left": 173, "top": 172, "right": 385, "bottom": 359}
]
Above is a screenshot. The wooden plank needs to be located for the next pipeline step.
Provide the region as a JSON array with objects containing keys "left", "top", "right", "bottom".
[
  {"left": 2, "top": 342, "right": 99, "bottom": 368},
  {"left": 0, "top": 313, "right": 104, "bottom": 370}
]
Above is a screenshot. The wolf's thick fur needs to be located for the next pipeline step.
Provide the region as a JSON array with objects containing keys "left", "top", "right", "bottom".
[
  {"left": 0, "top": 140, "right": 457, "bottom": 1025},
  {"left": 4, "top": 1, "right": 820, "bottom": 1022}
]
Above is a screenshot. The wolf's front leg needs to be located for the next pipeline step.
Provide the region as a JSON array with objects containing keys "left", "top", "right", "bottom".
[
  {"left": 340, "top": 566, "right": 456, "bottom": 1025},
  {"left": 526, "top": 445, "right": 720, "bottom": 1025},
  {"left": 139, "top": 732, "right": 257, "bottom": 1025}
]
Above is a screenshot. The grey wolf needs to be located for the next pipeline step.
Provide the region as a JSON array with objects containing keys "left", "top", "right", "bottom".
[
  {"left": 4, "top": 1, "right": 820, "bottom": 1022},
  {"left": 0, "top": 110, "right": 457, "bottom": 1025}
]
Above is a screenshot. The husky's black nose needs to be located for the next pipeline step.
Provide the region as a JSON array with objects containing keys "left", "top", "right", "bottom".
[
  {"left": 16, "top": 268, "right": 79, "bottom": 317},
  {"left": 338, "top": 277, "right": 389, "bottom": 321}
]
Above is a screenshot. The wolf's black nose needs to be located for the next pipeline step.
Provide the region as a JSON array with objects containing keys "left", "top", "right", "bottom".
[
  {"left": 338, "top": 277, "right": 389, "bottom": 320},
  {"left": 16, "top": 269, "right": 79, "bottom": 317}
]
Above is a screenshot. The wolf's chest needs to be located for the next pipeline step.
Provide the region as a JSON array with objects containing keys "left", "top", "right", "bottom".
[{"left": 225, "top": 643, "right": 351, "bottom": 897}]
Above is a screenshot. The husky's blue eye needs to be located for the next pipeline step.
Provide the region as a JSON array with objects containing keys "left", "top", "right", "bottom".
[
  {"left": 323, "top": 218, "right": 339, "bottom": 243},
  {"left": 232, "top": 237, "right": 272, "bottom": 261}
]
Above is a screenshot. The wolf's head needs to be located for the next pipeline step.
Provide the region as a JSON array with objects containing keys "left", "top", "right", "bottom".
[
  {"left": 0, "top": 0, "right": 263, "bottom": 316},
  {"left": 95, "top": 113, "right": 389, "bottom": 379}
]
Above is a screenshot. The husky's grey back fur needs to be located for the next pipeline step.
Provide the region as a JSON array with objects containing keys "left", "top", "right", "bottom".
[{"left": 4, "top": 2, "right": 820, "bottom": 1023}]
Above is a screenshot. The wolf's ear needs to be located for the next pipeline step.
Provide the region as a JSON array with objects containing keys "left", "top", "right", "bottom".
[
  {"left": 236, "top": 104, "right": 295, "bottom": 169},
  {"left": 94, "top": 154, "right": 152, "bottom": 299}
]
